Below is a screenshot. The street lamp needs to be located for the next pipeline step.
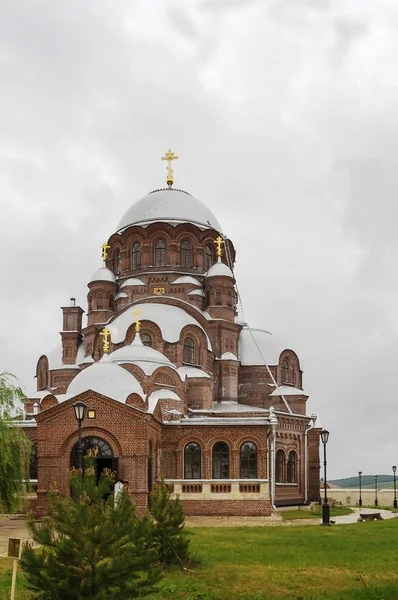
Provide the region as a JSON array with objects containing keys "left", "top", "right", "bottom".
[
  {"left": 374, "top": 475, "right": 378, "bottom": 507},
  {"left": 320, "top": 429, "right": 330, "bottom": 526},
  {"left": 358, "top": 471, "right": 362, "bottom": 507},
  {"left": 393, "top": 466, "right": 397, "bottom": 509},
  {"left": 73, "top": 400, "right": 87, "bottom": 471}
]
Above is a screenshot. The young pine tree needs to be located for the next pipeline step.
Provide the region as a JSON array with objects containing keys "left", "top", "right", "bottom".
[
  {"left": 149, "top": 478, "right": 190, "bottom": 566},
  {"left": 21, "top": 454, "right": 161, "bottom": 600}
]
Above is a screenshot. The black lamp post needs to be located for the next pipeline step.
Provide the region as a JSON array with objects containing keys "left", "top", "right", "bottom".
[
  {"left": 320, "top": 429, "right": 330, "bottom": 526},
  {"left": 374, "top": 475, "right": 378, "bottom": 507},
  {"left": 358, "top": 471, "right": 362, "bottom": 507},
  {"left": 393, "top": 466, "right": 397, "bottom": 509},
  {"left": 73, "top": 400, "right": 87, "bottom": 471}
]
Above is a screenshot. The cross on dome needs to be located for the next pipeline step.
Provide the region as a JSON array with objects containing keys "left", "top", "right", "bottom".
[
  {"left": 101, "top": 242, "right": 110, "bottom": 262},
  {"left": 99, "top": 327, "right": 111, "bottom": 353},
  {"left": 161, "top": 149, "right": 179, "bottom": 187},
  {"left": 214, "top": 236, "right": 224, "bottom": 257},
  {"left": 132, "top": 307, "right": 143, "bottom": 332}
]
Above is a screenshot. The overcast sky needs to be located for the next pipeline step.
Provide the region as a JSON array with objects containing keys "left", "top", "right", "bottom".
[{"left": 1, "top": 0, "right": 398, "bottom": 479}]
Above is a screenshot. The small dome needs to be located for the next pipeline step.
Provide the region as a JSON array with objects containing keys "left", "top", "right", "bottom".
[
  {"left": 67, "top": 354, "right": 144, "bottom": 402},
  {"left": 116, "top": 188, "right": 222, "bottom": 232},
  {"left": 206, "top": 257, "right": 234, "bottom": 279},
  {"left": 89, "top": 267, "right": 116, "bottom": 284},
  {"left": 110, "top": 334, "right": 176, "bottom": 371},
  {"left": 220, "top": 352, "right": 238, "bottom": 360}
]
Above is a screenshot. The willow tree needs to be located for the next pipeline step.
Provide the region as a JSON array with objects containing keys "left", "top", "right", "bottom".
[{"left": 0, "top": 371, "right": 32, "bottom": 513}]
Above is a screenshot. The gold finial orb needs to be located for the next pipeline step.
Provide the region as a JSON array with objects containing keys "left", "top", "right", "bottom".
[
  {"left": 214, "top": 236, "right": 224, "bottom": 257},
  {"left": 161, "top": 149, "right": 179, "bottom": 186},
  {"left": 99, "top": 327, "right": 111, "bottom": 353},
  {"left": 132, "top": 307, "right": 143, "bottom": 333}
]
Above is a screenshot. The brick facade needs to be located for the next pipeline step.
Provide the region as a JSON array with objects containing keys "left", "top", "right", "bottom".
[{"left": 23, "top": 186, "right": 320, "bottom": 516}]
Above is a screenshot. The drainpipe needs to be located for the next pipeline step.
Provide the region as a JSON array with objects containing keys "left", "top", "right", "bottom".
[
  {"left": 269, "top": 406, "right": 278, "bottom": 509},
  {"left": 304, "top": 413, "right": 317, "bottom": 504}
]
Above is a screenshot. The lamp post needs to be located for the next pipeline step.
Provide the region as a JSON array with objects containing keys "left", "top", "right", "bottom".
[
  {"left": 73, "top": 400, "right": 87, "bottom": 471},
  {"left": 393, "top": 466, "right": 397, "bottom": 509},
  {"left": 320, "top": 429, "right": 330, "bottom": 526},
  {"left": 374, "top": 475, "right": 378, "bottom": 507},
  {"left": 358, "top": 471, "right": 362, "bottom": 507}
]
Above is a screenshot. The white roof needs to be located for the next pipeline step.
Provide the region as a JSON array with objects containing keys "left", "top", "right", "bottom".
[
  {"left": 147, "top": 388, "right": 181, "bottom": 414},
  {"left": 116, "top": 188, "right": 222, "bottom": 233},
  {"left": 120, "top": 278, "right": 145, "bottom": 288},
  {"left": 270, "top": 385, "right": 307, "bottom": 396},
  {"left": 108, "top": 302, "right": 212, "bottom": 349},
  {"left": 67, "top": 354, "right": 145, "bottom": 402},
  {"left": 177, "top": 366, "right": 211, "bottom": 379},
  {"left": 188, "top": 289, "right": 205, "bottom": 297},
  {"left": 90, "top": 267, "right": 116, "bottom": 284},
  {"left": 110, "top": 334, "right": 177, "bottom": 373},
  {"left": 220, "top": 352, "right": 238, "bottom": 360},
  {"left": 239, "top": 327, "right": 281, "bottom": 366},
  {"left": 206, "top": 257, "right": 234, "bottom": 279},
  {"left": 29, "top": 390, "right": 53, "bottom": 400},
  {"left": 115, "top": 292, "right": 129, "bottom": 300},
  {"left": 172, "top": 276, "right": 201, "bottom": 286},
  {"left": 47, "top": 342, "right": 85, "bottom": 371}
]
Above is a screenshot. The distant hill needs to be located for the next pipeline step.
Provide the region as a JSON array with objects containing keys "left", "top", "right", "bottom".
[{"left": 330, "top": 475, "right": 395, "bottom": 488}]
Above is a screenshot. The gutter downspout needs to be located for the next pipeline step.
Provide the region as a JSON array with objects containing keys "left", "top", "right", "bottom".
[
  {"left": 304, "top": 413, "right": 317, "bottom": 504},
  {"left": 269, "top": 406, "right": 278, "bottom": 509}
]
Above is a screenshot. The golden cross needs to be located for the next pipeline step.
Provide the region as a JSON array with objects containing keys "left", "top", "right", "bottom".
[
  {"left": 132, "top": 307, "right": 142, "bottom": 332},
  {"left": 101, "top": 242, "right": 110, "bottom": 261},
  {"left": 99, "top": 327, "right": 111, "bottom": 353},
  {"left": 214, "top": 236, "right": 224, "bottom": 257},
  {"left": 161, "top": 149, "right": 179, "bottom": 186}
]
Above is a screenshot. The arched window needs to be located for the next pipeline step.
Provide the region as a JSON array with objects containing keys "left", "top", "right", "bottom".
[
  {"left": 240, "top": 442, "right": 257, "bottom": 479},
  {"left": 148, "top": 441, "right": 153, "bottom": 496},
  {"left": 215, "top": 289, "right": 222, "bottom": 306},
  {"left": 97, "top": 294, "right": 103, "bottom": 309},
  {"left": 212, "top": 442, "right": 229, "bottom": 479},
  {"left": 113, "top": 248, "right": 120, "bottom": 275},
  {"left": 180, "top": 240, "right": 192, "bottom": 268},
  {"left": 29, "top": 443, "right": 38, "bottom": 481},
  {"left": 109, "top": 295, "right": 114, "bottom": 310},
  {"left": 184, "top": 442, "right": 201, "bottom": 479},
  {"left": 204, "top": 245, "right": 213, "bottom": 271},
  {"left": 132, "top": 242, "right": 141, "bottom": 269},
  {"left": 183, "top": 337, "right": 195, "bottom": 364},
  {"left": 141, "top": 333, "right": 152, "bottom": 348},
  {"left": 276, "top": 449, "right": 285, "bottom": 483},
  {"left": 70, "top": 437, "right": 113, "bottom": 469},
  {"left": 282, "top": 359, "right": 289, "bottom": 383},
  {"left": 88, "top": 294, "right": 92, "bottom": 311},
  {"left": 155, "top": 239, "right": 166, "bottom": 266},
  {"left": 287, "top": 451, "right": 297, "bottom": 483},
  {"left": 227, "top": 290, "right": 232, "bottom": 307}
]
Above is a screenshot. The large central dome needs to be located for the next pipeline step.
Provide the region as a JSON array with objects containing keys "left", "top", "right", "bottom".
[{"left": 116, "top": 188, "right": 222, "bottom": 233}]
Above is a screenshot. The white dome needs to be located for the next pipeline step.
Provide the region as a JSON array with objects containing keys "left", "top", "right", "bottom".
[
  {"left": 90, "top": 267, "right": 116, "bottom": 284},
  {"left": 116, "top": 188, "right": 222, "bottom": 232},
  {"left": 67, "top": 354, "right": 144, "bottom": 402},
  {"left": 220, "top": 352, "right": 238, "bottom": 360},
  {"left": 206, "top": 257, "right": 234, "bottom": 279},
  {"left": 239, "top": 327, "right": 281, "bottom": 366},
  {"left": 110, "top": 334, "right": 176, "bottom": 373}
]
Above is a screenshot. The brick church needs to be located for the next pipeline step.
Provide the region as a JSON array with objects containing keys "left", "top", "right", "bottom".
[{"left": 23, "top": 151, "right": 320, "bottom": 516}]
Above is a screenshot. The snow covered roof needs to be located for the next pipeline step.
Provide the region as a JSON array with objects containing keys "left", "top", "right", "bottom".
[
  {"left": 239, "top": 327, "right": 281, "bottom": 366},
  {"left": 29, "top": 390, "right": 53, "bottom": 400},
  {"left": 115, "top": 292, "right": 129, "bottom": 300},
  {"left": 147, "top": 389, "right": 181, "bottom": 414},
  {"left": 67, "top": 354, "right": 145, "bottom": 402},
  {"left": 188, "top": 289, "right": 205, "bottom": 297},
  {"left": 120, "top": 278, "right": 145, "bottom": 288},
  {"left": 47, "top": 342, "right": 85, "bottom": 371},
  {"left": 108, "top": 302, "right": 212, "bottom": 349},
  {"left": 270, "top": 385, "right": 307, "bottom": 396},
  {"left": 177, "top": 366, "right": 211, "bottom": 379},
  {"left": 206, "top": 257, "right": 234, "bottom": 279},
  {"left": 110, "top": 334, "right": 177, "bottom": 373},
  {"left": 116, "top": 188, "right": 222, "bottom": 233},
  {"left": 172, "top": 276, "right": 201, "bottom": 286},
  {"left": 220, "top": 352, "right": 238, "bottom": 360},
  {"left": 90, "top": 267, "right": 116, "bottom": 284}
]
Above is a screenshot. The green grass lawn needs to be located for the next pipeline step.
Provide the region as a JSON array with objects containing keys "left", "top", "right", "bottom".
[
  {"left": 2, "top": 519, "right": 398, "bottom": 599},
  {"left": 281, "top": 506, "right": 354, "bottom": 520}
]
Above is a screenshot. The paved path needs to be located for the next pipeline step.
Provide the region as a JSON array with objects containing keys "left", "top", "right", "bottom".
[{"left": 0, "top": 517, "right": 33, "bottom": 556}]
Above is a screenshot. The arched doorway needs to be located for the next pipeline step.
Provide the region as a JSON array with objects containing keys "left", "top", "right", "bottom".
[{"left": 70, "top": 437, "right": 117, "bottom": 480}]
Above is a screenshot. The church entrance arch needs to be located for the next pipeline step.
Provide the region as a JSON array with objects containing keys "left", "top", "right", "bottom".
[{"left": 70, "top": 437, "right": 118, "bottom": 480}]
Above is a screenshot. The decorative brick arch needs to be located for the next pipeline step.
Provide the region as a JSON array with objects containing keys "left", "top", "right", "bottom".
[
  {"left": 61, "top": 426, "right": 123, "bottom": 459},
  {"left": 151, "top": 368, "right": 180, "bottom": 388},
  {"left": 40, "top": 395, "right": 58, "bottom": 410}
]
